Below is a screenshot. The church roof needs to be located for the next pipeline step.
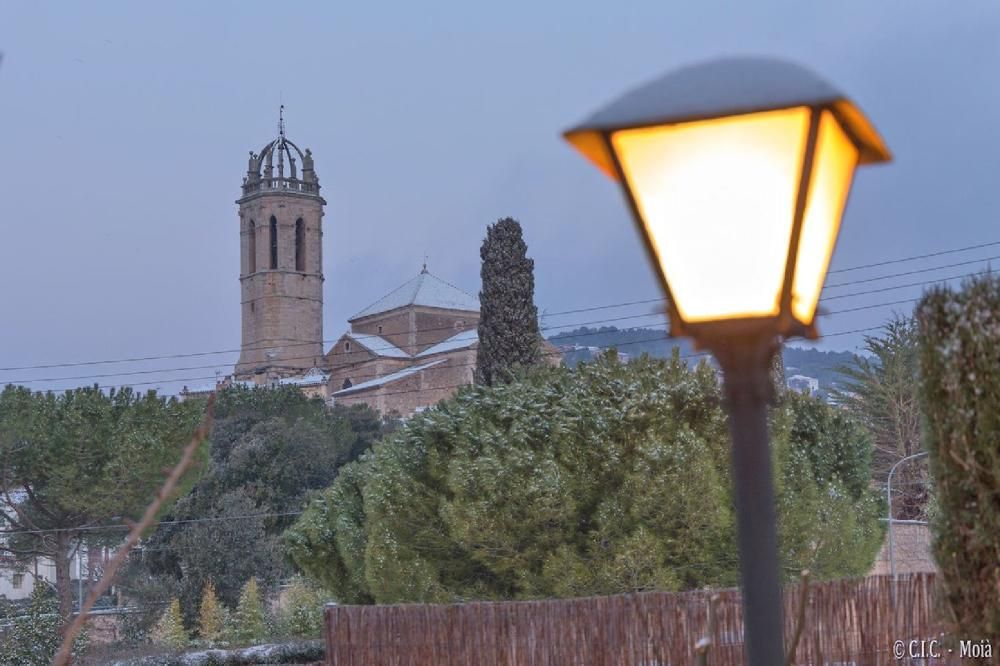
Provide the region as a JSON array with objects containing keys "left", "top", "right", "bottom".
[
  {"left": 346, "top": 332, "right": 410, "bottom": 358},
  {"left": 333, "top": 359, "right": 448, "bottom": 396},
  {"left": 416, "top": 328, "right": 478, "bottom": 357},
  {"left": 349, "top": 268, "right": 479, "bottom": 321},
  {"left": 278, "top": 368, "right": 329, "bottom": 387}
]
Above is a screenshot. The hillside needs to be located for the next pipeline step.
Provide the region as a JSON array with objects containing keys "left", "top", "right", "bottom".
[{"left": 549, "top": 326, "right": 859, "bottom": 395}]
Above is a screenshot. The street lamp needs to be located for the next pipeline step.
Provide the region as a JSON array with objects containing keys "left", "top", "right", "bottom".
[{"left": 564, "top": 57, "right": 890, "bottom": 665}]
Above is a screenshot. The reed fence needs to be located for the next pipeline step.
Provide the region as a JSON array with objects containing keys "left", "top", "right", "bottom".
[{"left": 325, "top": 573, "right": 943, "bottom": 665}]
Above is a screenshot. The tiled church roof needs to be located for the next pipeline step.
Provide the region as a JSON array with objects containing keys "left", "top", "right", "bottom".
[
  {"left": 333, "top": 359, "right": 448, "bottom": 396},
  {"left": 346, "top": 332, "right": 410, "bottom": 358},
  {"left": 416, "top": 328, "right": 478, "bottom": 357},
  {"left": 349, "top": 267, "right": 479, "bottom": 321}
]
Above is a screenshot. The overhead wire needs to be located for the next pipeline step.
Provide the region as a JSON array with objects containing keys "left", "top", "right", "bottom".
[
  {"left": 0, "top": 278, "right": 973, "bottom": 387},
  {"left": 2, "top": 240, "right": 997, "bottom": 375}
]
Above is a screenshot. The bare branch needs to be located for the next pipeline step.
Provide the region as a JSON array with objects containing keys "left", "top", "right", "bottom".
[
  {"left": 0, "top": 542, "right": 51, "bottom": 558},
  {"left": 21, "top": 481, "right": 60, "bottom": 522},
  {"left": 52, "top": 393, "right": 216, "bottom": 666}
]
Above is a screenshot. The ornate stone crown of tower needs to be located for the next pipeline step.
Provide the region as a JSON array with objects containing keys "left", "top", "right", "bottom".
[{"left": 235, "top": 110, "right": 326, "bottom": 379}]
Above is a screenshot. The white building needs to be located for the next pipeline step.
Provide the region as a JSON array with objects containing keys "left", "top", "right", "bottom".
[{"left": 786, "top": 374, "right": 820, "bottom": 396}]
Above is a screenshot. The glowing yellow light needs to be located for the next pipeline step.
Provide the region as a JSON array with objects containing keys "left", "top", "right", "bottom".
[
  {"left": 791, "top": 111, "right": 859, "bottom": 323},
  {"left": 611, "top": 107, "right": 810, "bottom": 323}
]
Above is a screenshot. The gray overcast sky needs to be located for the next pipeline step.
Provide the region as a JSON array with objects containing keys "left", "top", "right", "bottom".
[{"left": 2, "top": 1, "right": 999, "bottom": 394}]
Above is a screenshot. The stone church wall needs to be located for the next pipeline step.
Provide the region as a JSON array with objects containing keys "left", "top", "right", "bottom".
[{"left": 350, "top": 311, "right": 414, "bottom": 354}]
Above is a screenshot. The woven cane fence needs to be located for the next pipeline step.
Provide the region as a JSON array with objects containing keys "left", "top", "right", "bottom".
[{"left": 325, "top": 573, "right": 942, "bottom": 665}]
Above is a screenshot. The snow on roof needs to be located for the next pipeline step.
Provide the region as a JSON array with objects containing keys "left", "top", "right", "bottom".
[
  {"left": 278, "top": 373, "right": 329, "bottom": 387},
  {"left": 349, "top": 268, "right": 479, "bottom": 321},
  {"left": 346, "top": 332, "right": 410, "bottom": 358},
  {"left": 416, "top": 328, "right": 478, "bottom": 357},
  {"left": 333, "top": 359, "right": 448, "bottom": 396},
  {"left": 186, "top": 378, "right": 260, "bottom": 395}
]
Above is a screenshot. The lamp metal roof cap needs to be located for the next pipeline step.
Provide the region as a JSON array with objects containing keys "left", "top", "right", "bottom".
[{"left": 564, "top": 56, "right": 891, "bottom": 168}]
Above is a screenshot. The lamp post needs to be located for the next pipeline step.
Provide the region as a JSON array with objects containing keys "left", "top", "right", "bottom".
[
  {"left": 887, "top": 451, "right": 929, "bottom": 586},
  {"left": 563, "top": 57, "right": 890, "bottom": 665}
]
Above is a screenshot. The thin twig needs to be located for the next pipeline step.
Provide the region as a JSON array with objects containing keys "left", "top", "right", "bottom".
[
  {"left": 785, "top": 569, "right": 811, "bottom": 666},
  {"left": 52, "top": 394, "right": 215, "bottom": 666}
]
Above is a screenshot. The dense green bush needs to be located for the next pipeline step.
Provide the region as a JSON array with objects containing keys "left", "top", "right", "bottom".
[
  {"left": 917, "top": 275, "right": 1000, "bottom": 638},
  {"left": 288, "top": 352, "right": 883, "bottom": 604},
  {"left": 278, "top": 577, "right": 326, "bottom": 639}
]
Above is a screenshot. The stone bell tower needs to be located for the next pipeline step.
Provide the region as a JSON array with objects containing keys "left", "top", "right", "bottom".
[{"left": 235, "top": 109, "right": 326, "bottom": 379}]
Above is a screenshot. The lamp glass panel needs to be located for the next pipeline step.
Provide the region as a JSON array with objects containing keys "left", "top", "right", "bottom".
[
  {"left": 790, "top": 110, "right": 859, "bottom": 323},
  {"left": 612, "top": 107, "right": 810, "bottom": 323}
]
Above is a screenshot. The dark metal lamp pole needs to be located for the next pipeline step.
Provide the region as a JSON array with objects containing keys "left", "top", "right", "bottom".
[{"left": 714, "top": 335, "right": 784, "bottom": 666}]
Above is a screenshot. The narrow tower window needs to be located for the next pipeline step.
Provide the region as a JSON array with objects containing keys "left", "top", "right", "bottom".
[
  {"left": 248, "top": 220, "right": 256, "bottom": 273},
  {"left": 269, "top": 216, "right": 278, "bottom": 269},
  {"left": 295, "top": 218, "right": 306, "bottom": 271}
]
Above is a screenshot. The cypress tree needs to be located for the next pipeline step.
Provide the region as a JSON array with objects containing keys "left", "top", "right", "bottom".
[{"left": 475, "top": 217, "right": 541, "bottom": 386}]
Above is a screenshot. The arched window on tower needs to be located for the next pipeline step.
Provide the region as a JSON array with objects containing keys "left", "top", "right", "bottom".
[
  {"left": 248, "top": 220, "right": 256, "bottom": 273},
  {"left": 269, "top": 216, "right": 278, "bottom": 269},
  {"left": 295, "top": 218, "right": 305, "bottom": 271}
]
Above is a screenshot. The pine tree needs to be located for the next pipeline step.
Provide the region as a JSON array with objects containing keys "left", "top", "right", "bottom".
[
  {"left": 197, "top": 580, "right": 227, "bottom": 644},
  {"left": 151, "top": 598, "right": 189, "bottom": 650},
  {"left": 229, "top": 577, "right": 267, "bottom": 645},
  {"left": 475, "top": 217, "right": 541, "bottom": 386}
]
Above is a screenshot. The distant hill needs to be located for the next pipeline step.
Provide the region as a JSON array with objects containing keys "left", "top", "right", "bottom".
[
  {"left": 782, "top": 346, "right": 859, "bottom": 396},
  {"left": 549, "top": 326, "right": 859, "bottom": 396}
]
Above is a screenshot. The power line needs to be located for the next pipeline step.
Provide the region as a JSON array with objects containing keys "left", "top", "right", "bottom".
[
  {"left": 823, "top": 253, "right": 1000, "bottom": 289},
  {"left": 822, "top": 297, "right": 920, "bottom": 317},
  {"left": 146, "top": 323, "right": 884, "bottom": 402},
  {"left": 822, "top": 268, "right": 994, "bottom": 301},
  {"left": 827, "top": 239, "right": 1000, "bottom": 274},
  {"left": 4, "top": 275, "right": 925, "bottom": 390},
  {"left": 3, "top": 241, "right": 996, "bottom": 375},
  {"left": 0, "top": 275, "right": 956, "bottom": 386},
  {"left": 0, "top": 313, "right": 669, "bottom": 386},
  {"left": 5, "top": 271, "right": 950, "bottom": 390},
  {"left": 0, "top": 511, "right": 304, "bottom": 538},
  {"left": 1, "top": 301, "right": 896, "bottom": 389},
  {"left": 5, "top": 253, "right": 982, "bottom": 388}
]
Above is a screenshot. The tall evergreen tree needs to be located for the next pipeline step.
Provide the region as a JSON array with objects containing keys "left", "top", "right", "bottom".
[
  {"left": 833, "top": 317, "right": 927, "bottom": 519},
  {"left": 475, "top": 217, "right": 541, "bottom": 386}
]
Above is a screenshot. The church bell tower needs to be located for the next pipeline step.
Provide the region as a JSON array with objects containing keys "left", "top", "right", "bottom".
[{"left": 235, "top": 110, "right": 326, "bottom": 379}]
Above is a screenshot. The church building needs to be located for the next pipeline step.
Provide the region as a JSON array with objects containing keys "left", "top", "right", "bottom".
[{"left": 180, "top": 117, "right": 558, "bottom": 415}]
